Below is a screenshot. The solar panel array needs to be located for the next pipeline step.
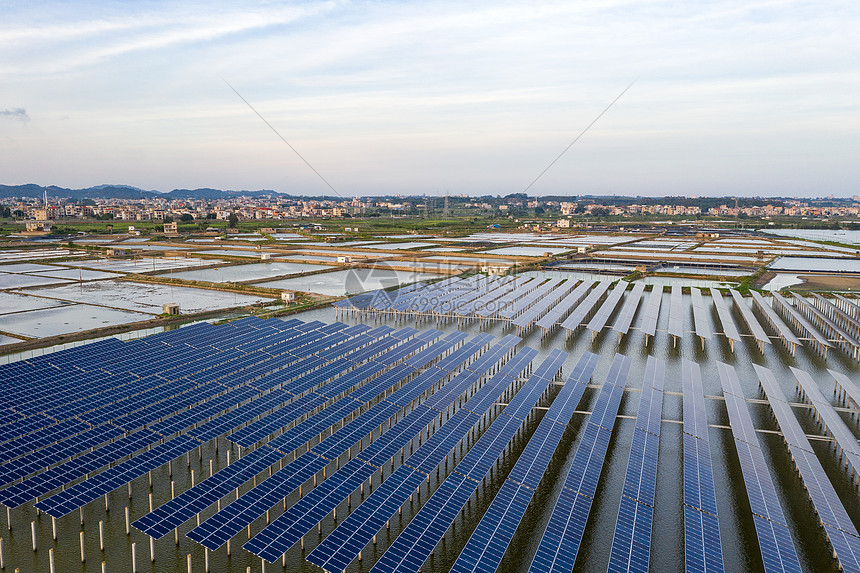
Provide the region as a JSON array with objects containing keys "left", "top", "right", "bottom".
[
  {"left": 528, "top": 353, "right": 632, "bottom": 573},
  {"left": 681, "top": 359, "right": 724, "bottom": 573},
  {"left": 754, "top": 364, "right": 860, "bottom": 573},
  {"left": 499, "top": 278, "right": 564, "bottom": 321},
  {"left": 0, "top": 320, "right": 345, "bottom": 506},
  {"left": 606, "top": 355, "right": 666, "bottom": 573},
  {"left": 135, "top": 331, "right": 489, "bottom": 542},
  {"left": 512, "top": 280, "right": 579, "bottom": 333},
  {"left": 0, "top": 319, "right": 445, "bottom": 518},
  {"left": 717, "top": 362, "right": 801, "bottom": 573},
  {"left": 749, "top": 291, "right": 800, "bottom": 353},
  {"left": 448, "top": 352, "right": 600, "bottom": 573},
  {"left": 364, "top": 350, "right": 566, "bottom": 573},
  {"left": 249, "top": 337, "right": 531, "bottom": 564},
  {"left": 185, "top": 333, "right": 504, "bottom": 552},
  {"left": 793, "top": 294, "right": 860, "bottom": 360}
]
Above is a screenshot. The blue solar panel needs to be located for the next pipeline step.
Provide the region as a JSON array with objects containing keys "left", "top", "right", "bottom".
[
  {"left": 527, "top": 353, "right": 632, "bottom": 573},
  {"left": 606, "top": 356, "right": 666, "bottom": 573},
  {"left": 682, "top": 359, "right": 724, "bottom": 573}
]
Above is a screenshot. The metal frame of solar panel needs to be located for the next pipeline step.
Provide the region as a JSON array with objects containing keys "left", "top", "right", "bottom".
[
  {"left": 247, "top": 343, "right": 538, "bottom": 564},
  {"left": 527, "top": 353, "right": 632, "bottom": 573},
  {"left": 446, "top": 351, "right": 599, "bottom": 573},
  {"left": 754, "top": 364, "right": 860, "bottom": 573},
  {"left": 716, "top": 362, "right": 801, "bottom": 573},
  {"left": 606, "top": 355, "right": 666, "bottom": 573},
  {"left": 681, "top": 358, "right": 724, "bottom": 573}
]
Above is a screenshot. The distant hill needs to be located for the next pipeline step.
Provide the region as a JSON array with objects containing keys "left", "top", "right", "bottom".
[{"left": 0, "top": 184, "right": 290, "bottom": 200}]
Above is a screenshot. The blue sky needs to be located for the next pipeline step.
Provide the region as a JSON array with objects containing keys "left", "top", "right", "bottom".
[{"left": 1, "top": 0, "right": 858, "bottom": 197}]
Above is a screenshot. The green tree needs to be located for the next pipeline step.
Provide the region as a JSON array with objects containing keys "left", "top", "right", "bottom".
[
  {"left": 228, "top": 212, "right": 239, "bottom": 227},
  {"left": 180, "top": 213, "right": 194, "bottom": 222}
]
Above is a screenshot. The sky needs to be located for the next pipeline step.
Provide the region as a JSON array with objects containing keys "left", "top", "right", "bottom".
[{"left": 1, "top": 1, "right": 859, "bottom": 198}]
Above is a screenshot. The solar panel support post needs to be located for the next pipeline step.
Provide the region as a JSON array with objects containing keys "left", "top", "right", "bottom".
[
  {"left": 125, "top": 507, "right": 130, "bottom": 535},
  {"left": 99, "top": 520, "right": 104, "bottom": 551},
  {"left": 31, "top": 520, "right": 36, "bottom": 552},
  {"left": 132, "top": 542, "right": 137, "bottom": 573},
  {"left": 80, "top": 530, "right": 86, "bottom": 563},
  {"left": 49, "top": 548, "right": 55, "bottom": 573}
]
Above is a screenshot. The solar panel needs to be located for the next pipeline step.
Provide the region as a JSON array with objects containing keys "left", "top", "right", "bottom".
[
  {"left": 512, "top": 280, "right": 579, "bottom": 333},
  {"left": 748, "top": 291, "right": 800, "bottom": 348},
  {"left": 301, "top": 344, "right": 535, "bottom": 570},
  {"left": 499, "top": 278, "right": 565, "bottom": 320},
  {"left": 527, "top": 353, "right": 632, "bottom": 573},
  {"left": 690, "top": 288, "right": 712, "bottom": 343},
  {"left": 587, "top": 280, "right": 629, "bottom": 336},
  {"left": 717, "top": 362, "right": 801, "bottom": 573},
  {"left": 682, "top": 359, "right": 724, "bottom": 573},
  {"left": 612, "top": 281, "right": 646, "bottom": 338},
  {"left": 709, "top": 289, "right": 741, "bottom": 348},
  {"left": 754, "top": 364, "right": 860, "bottom": 573},
  {"left": 640, "top": 285, "right": 663, "bottom": 339},
  {"left": 606, "top": 356, "right": 665, "bottom": 573},
  {"left": 668, "top": 285, "right": 685, "bottom": 342},
  {"left": 35, "top": 435, "right": 199, "bottom": 517}
]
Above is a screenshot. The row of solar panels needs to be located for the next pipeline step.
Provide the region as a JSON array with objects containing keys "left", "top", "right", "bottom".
[{"left": 340, "top": 279, "right": 860, "bottom": 364}]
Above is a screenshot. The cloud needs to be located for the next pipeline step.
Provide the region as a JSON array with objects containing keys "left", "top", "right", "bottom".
[{"left": 0, "top": 108, "right": 28, "bottom": 121}]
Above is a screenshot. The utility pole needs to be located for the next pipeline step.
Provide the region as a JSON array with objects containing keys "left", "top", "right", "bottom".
[{"left": 443, "top": 191, "right": 451, "bottom": 217}]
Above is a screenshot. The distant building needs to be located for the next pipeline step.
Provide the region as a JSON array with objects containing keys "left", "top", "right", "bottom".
[{"left": 163, "top": 221, "right": 178, "bottom": 234}]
